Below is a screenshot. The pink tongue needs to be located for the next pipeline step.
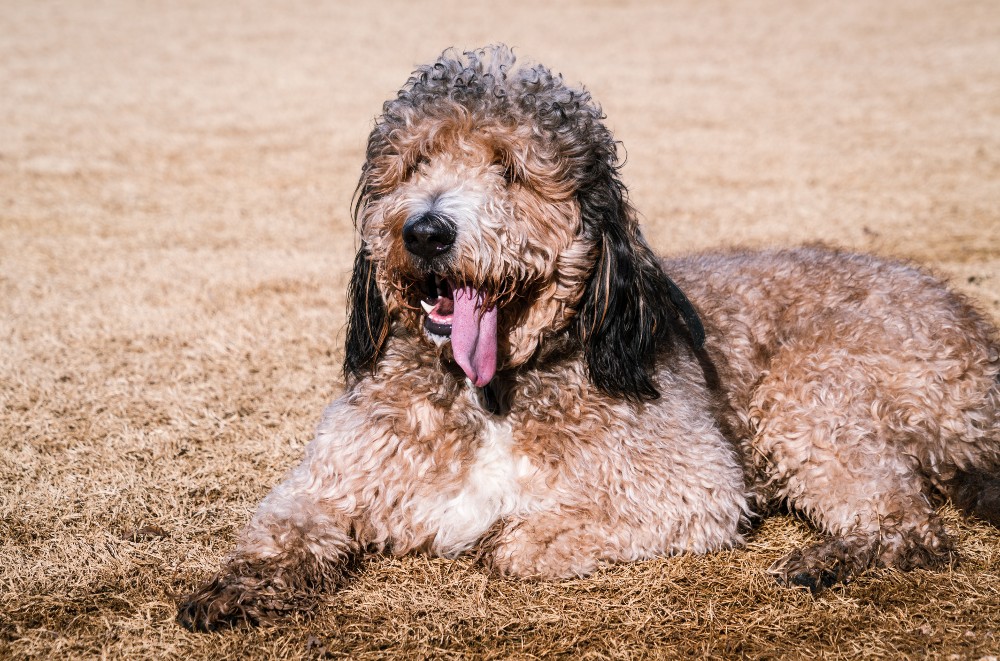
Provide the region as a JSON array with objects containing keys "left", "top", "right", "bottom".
[{"left": 451, "top": 286, "right": 497, "bottom": 387}]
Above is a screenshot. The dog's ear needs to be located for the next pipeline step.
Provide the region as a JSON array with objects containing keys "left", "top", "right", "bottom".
[
  {"left": 574, "top": 166, "right": 705, "bottom": 402},
  {"left": 343, "top": 244, "right": 389, "bottom": 383}
]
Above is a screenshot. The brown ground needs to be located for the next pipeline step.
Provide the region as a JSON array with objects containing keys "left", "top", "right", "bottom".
[{"left": 2, "top": 0, "right": 999, "bottom": 658}]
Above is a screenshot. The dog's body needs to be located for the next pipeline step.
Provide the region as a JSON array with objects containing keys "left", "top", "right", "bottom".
[{"left": 178, "top": 46, "right": 1000, "bottom": 631}]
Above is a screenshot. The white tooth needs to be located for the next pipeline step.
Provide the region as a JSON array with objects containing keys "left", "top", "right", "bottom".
[{"left": 420, "top": 300, "right": 434, "bottom": 314}]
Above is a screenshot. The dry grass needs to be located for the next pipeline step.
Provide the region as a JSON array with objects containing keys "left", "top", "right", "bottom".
[{"left": 3, "top": 0, "right": 1000, "bottom": 658}]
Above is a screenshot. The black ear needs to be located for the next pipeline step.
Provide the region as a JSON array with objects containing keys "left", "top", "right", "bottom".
[
  {"left": 574, "top": 168, "right": 704, "bottom": 402},
  {"left": 343, "top": 245, "right": 389, "bottom": 383}
]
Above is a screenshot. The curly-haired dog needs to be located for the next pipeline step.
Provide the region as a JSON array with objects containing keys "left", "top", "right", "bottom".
[{"left": 178, "top": 45, "right": 1000, "bottom": 630}]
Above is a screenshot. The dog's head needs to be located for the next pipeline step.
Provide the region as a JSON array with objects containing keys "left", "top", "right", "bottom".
[{"left": 345, "top": 45, "right": 703, "bottom": 400}]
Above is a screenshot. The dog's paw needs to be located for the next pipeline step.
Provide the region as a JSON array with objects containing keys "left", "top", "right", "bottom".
[
  {"left": 177, "top": 552, "right": 353, "bottom": 632},
  {"left": 177, "top": 570, "right": 266, "bottom": 632},
  {"left": 768, "top": 548, "right": 842, "bottom": 593},
  {"left": 767, "top": 535, "right": 873, "bottom": 593},
  {"left": 176, "top": 561, "right": 288, "bottom": 632}
]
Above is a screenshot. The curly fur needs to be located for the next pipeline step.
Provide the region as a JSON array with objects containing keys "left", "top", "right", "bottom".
[{"left": 178, "top": 45, "right": 1000, "bottom": 630}]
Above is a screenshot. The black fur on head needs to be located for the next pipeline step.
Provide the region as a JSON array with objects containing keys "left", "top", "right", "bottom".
[
  {"left": 343, "top": 244, "right": 388, "bottom": 384},
  {"left": 572, "top": 145, "right": 705, "bottom": 402},
  {"left": 506, "top": 51, "right": 705, "bottom": 400}
]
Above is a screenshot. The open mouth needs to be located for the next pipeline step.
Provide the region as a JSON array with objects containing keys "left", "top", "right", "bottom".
[
  {"left": 417, "top": 273, "right": 499, "bottom": 388},
  {"left": 420, "top": 274, "right": 455, "bottom": 338}
]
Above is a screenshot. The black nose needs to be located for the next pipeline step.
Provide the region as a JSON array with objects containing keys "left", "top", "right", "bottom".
[{"left": 402, "top": 213, "right": 457, "bottom": 259}]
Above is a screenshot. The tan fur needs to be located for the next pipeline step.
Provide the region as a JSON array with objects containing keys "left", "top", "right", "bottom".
[
  {"left": 177, "top": 46, "right": 1000, "bottom": 631},
  {"left": 670, "top": 248, "right": 1000, "bottom": 582}
]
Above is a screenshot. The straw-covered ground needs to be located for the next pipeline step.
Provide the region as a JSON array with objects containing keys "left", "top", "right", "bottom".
[{"left": 2, "top": 0, "right": 999, "bottom": 658}]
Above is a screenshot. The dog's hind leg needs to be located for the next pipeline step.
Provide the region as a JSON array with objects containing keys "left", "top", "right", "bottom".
[
  {"left": 759, "top": 447, "right": 955, "bottom": 591},
  {"left": 939, "top": 374, "right": 1000, "bottom": 527},
  {"left": 749, "top": 350, "right": 955, "bottom": 591}
]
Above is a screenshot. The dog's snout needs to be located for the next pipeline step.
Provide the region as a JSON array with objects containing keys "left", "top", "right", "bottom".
[{"left": 402, "top": 213, "right": 457, "bottom": 259}]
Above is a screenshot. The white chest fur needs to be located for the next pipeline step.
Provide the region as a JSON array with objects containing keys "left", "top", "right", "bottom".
[{"left": 420, "top": 417, "right": 536, "bottom": 557}]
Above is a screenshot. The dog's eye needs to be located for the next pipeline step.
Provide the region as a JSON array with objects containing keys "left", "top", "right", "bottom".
[
  {"left": 404, "top": 155, "right": 429, "bottom": 180},
  {"left": 498, "top": 159, "right": 520, "bottom": 185}
]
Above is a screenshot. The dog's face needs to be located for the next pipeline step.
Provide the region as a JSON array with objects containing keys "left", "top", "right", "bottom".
[
  {"left": 345, "top": 46, "right": 703, "bottom": 399},
  {"left": 357, "top": 98, "right": 598, "bottom": 385}
]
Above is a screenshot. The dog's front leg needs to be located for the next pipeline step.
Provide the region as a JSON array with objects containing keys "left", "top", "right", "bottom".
[{"left": 177, "top": 400, "right": 371, "bottom": 632}]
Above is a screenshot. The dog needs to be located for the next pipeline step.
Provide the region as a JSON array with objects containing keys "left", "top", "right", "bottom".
[{"left": 177, "top": 45, "right": 1000, "bottom": 631}]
